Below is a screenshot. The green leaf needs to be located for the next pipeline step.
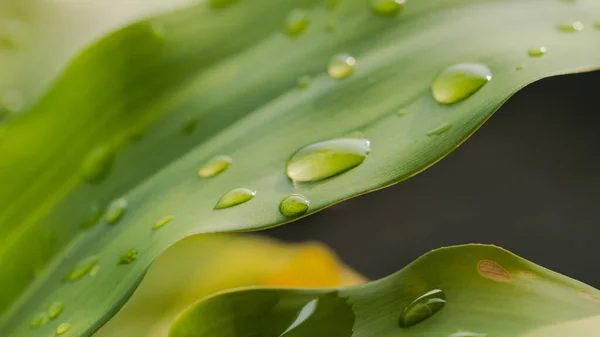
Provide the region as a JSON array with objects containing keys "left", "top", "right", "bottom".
[
  {"left": 168, "top": 245, "right": 600, "bottom": 337},
  {"left": 1, "top": 0, "right": 599, "bottom": 336}
]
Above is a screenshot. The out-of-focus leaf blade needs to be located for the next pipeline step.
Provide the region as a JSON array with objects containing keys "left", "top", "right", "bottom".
[{"left": 169, "top": 245, "right": 600, "bottom": 337}]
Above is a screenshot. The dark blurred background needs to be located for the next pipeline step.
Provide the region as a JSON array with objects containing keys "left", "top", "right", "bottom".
[{"left": 268, "top": 70, "right": 600, "bottom": 287}]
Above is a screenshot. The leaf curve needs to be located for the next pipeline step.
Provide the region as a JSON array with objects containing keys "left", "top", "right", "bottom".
[{"left": 1, "top": 0, "right": 600, "bottom": 336}]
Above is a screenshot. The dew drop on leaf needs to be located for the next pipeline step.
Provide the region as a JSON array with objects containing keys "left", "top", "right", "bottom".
[
  {"left": 297, "top": 75, "right": 313, "bottom": 89},
  {"left": 284, "top": 9, "right": 310, "bottom": 37},
  {"left": 398, "top": 289, "right": 446, "bottom": 327},
  {"left": 371, "top": 0, "right": 406, "bottom": 16},
  {"left": 214, "top": 188, "right": 256, "bottom": 209},
  {"left": 89, "top": 264, "right": 100, "bottom": 277},
  {"left": 47, "top": 302, "right": 64, "bottom": 319},
  {"left": 64, "top": 256, "right": 99, "bottom": 282},
  {"left": 448, "top": 332, "right": 488, "bottom": 337},
  {"left": 286, "top": 138, "right": 370, "bottom": 183},
  {"left": 80, "top": 145, "right": 115, "bottom": 183},
  {"left": 397, "top": 109, "right": 407, "bottom": 116},
  {"left": 279, "top": 195, "right": 310, "bottom": 217},
  {"left": 105, "top": 198, "right": 127, "bottom": 225},
  {"left": 56, "top": 322, "right": 71, "bottom": 335},
  {"left": 30, "top": 312, "right": 48, "bottom": 328},
  {"left": 426, "top": 123, "right": 452, "bottom": 136},
  {"left": 328, "top": 54, "right": 356, "bottom": 80},
  {"left": 516, "top": 65, "right": 525, "bottom": 71},
  {"left": 198, "top": 155, "right": 232, "bottom": 178},
  {"left": 183, "top": 118, "right": 198, "bottom": 134},
  {"left": 431, "top": 63, "right": 491, "bottom": 104},
  {"left": 118, "top": 248, "right": 139, "bottom": 265},
  {"left": 152, "top": 215, "right": 174, "bottom": 230},
  {"left": 528, "top": 47, "right": 547, "bottom": 57},
  {"left": 557, "top": 21, "right": 584, "bottom": 32}
]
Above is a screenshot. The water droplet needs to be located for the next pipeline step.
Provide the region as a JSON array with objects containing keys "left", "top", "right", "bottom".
[
  {"left": 208, "top": 0, "right": 238, "bottom": 8},
  {"left": 328, "top": 54, "right": 356, "bottom": 80},
  {"left": 426, "top": 123, "right": 452, "bottom": 136},
  {"left": 89, "top": 265, "right": 100, "bottom": 277},
  {"left": 214, "top": 188, "right": 256, "bottom": 209},
  {"left": 557, "top": 21, "right": 584, "bottom": 32},
  {"left": 80, "top": 205, "right": 103, "bottom": 229},
  {"left": 118, "top": 248, "right": 139, "bottom": 265},
  {"left": 284, "top": 9, "right": 310, "bottom": 37},
  {"left": 1, "top": 90, "right": 25, "bottom": 113},
  {"left": 80, "top": 145, "right": 115, "bottom": 183},
  {"left": 47, "top": 302, "right": 64, "bottom": 319},
  {"left": 152, "top": 215, "right": 173, "bottom": 230},
  {"left": 448, "top": 332, "right": 487, "bottom": 337},
  {"left": 399, "top": 289, "right": 446, "bottom": 328},
  {"left": 105, "top": 198, "right": 127, "bottom": 225},
  {"left": 30, "top": 312, "right": 48, "bottom": 328},
  {"left": 183, "top": 118, "right": 198, "bottom": 134},
  {"left": 64, "top": 256, "right": 99, "bottom": 282},
  {"left": 297, "top": 75, "right": 313, "bottom": 89},
  {"left": 431, "top": 63, "right": 491, "bottom": 104},
  {"left": 371, "top": 0, "right": 406, "bottom": 16},
  {"left": 198, "top": 155, "right": 232, "bottom": 178},
  {"left": 286, "top": 138, "right": 370, "bottom": 183},
  {"left": 477, "top": 260, "right": 512, "bottom": 282},
  {"left": 56, "top": 322, "right": 71, "bottom": 335},
  {"left": 279, "top": 195, "right": 310, "bottom": 218},
  {"left": 516, "top": 65, "right": 525, "bottom": 71},
  {"left": 528, "top": 47, "right": 547, "bottom": 57},
  {"left": 397, "top": 109, "right": 407, "bottom": 116}
]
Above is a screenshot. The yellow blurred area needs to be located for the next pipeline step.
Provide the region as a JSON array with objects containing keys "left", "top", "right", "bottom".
[{"left": 94, "top": 234, "right": 365, "bottom": 337}]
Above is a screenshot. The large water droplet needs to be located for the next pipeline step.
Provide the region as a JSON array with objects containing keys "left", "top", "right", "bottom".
[
  {"left": 152, "top": 215, "right": 173, "bottom": 230},
  {"left": 328, "top": 54, "right": 356, "bottom": 80},
  {"left": 398, "top": 289, "right": 446, "bottom": 328},
  {"left": 47, "top": 302, "right": 64, "bottom": 319},
  {"left": 198, "top": 155, "right": 232, "bottom": 178},
  {"left": 426, "top": 123, "right": 452, "bottom": 136},
  {"left": 183, "top": 118, "right": 198, "bottom": 134},
  {"left": 371, "top": 0, "right": 406, "bottom": 16},
  {"left": 30, "top": 312, "right": 48, "bottom": 328},
  {"left": 208, "top": 0, "right": 238, "bottom": 8},
  {"left": 279, "top": 195, "right": 310, "bottom": 218},
  {"left": 118, "top": 248, "right": 139, "bottom": 265},
  {"left": 214, "top": 188, "right": 256, "bottom": 209},
  {"left": 105, "top": 198, "right": 127, "bottom": 225},
  {"left": 431, "top": 63, "right": 491, "bottom": 104},
  {"left": 56, "top": 323, "right": 71, "bottom": 335},
  {"left": 80, "top": 145, "right": 115, "bottom": 183},
  {"left": 448, "top": 332, "right": 488, "bottom": 337},
  {"left": 528, "top": 47, "right": 547, "bottom": 57},
  {"left": 284, "top": 9, "right": 310, "bottom": 37},
  {"left": 297, "top": 75, "right": 313, "bottom": 89},
  {"left": 64, "top": 256, "right": 99, "bottom": 282},
  {"left": 286, "top": 138, "right": 370, "bottom": 183},
  {"left": 557, "top": 21, "right": 584, "bottom": 32}
]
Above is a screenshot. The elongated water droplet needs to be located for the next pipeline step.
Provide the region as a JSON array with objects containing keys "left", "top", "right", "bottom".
[
  {"left": 286, "top": 138, "right": 370, "bottom": 183},
  {"left": 448, "top": 332, "right": 487, "bottom": 337},
  {"left": 47, "top": 302, "right": 64, "bottom": 319},
  {"left": 105, "top": 198, "right": 127, "bottom": 225},
  {"left": 397, "top": 109, "right": 407, "bottom": 116},
  {"left": 426, "top": 123, "right": 452, "bottom": 136},
  {"left": 152, "top": 216, "right": 173, "bottom": 230},
  {"left": 528, "top": 47, "right": 547, "bottom": 57},
  {"left": 80, "top": 145, "right": 115, "bottom": 183},
  {"left": 64, "top": 256, "right": 99, "bottom": 282},
  {"left": 284, "top": 9, "right": 310, "bottom": 37},
  {"left": 56, "top": 323, "right": 71, "bottom": 335},
  {"left": 557, "top": 21, "right": 584, "bottom": 32},
  {"left": 399, "top": 289, "right": 446, "bottom": 328},
  {"left": 30, "top": 312, "right": 48, "bottom": 328},
  {"left": 118, "top": 248, "right": 139, "bottom": 265},
  {"left": 280, "top": 195, "right": 310, "bottom": 218},
  {"left": 183, "top": 118, "right": 198, "bottom": 134},
  {"left": 328, "top": 54, "right": 356, "bottom": 80},
  {"left": 516, "top": 65, "right": 525, "bottom": 71},
  {"left": 297, "top": 75, "right": 313, "bottom": 89},
  {"left": 431, "top": 63, "right": 491, "bottom": 104},
  {"left": 214, "top": 188, "right": 256, "bottom": 209},
  {"left": 198, "top": 155, "right": 232, "bottom": 178},
  {"left": 89, "top": 265, "right": 100, "bottom": 277},
  {"left": 371, "top": 0, "right": 406, "bottom": 16},
  {"left": 208, "top": 0, "right": 238, "bottom": 8}
]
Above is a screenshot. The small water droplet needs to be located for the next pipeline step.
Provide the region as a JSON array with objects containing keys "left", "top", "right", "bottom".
[
  {"left": 431, "top": 63, "right": 491, "bottom": 104},
  {"left": 30, "top": 312, "right": 48, "bottom": 328},
  {"left": 64, "top": 256, "right": 99, "bottom": 282},
  {"left": 328, "top": 54, "right": 356, "bottom": 80},
  {"left": 89, "top": 265, "right": 100, "bottom": 277},
  {"left": 297, "top": 75, "right": 313, "bottom": 89},
  {"left": 279, "top": 195, "right": 310, "bottom": 218},
  {"left": 1, "top": 90, "right": 25, "bottom": 113},
  {"left": 208, "top": 0, "right": 238, "bottom": 8},
  {"left": 56, "top": 322, "right": 71, "bottom": 335},
  {"left": 516, "top": 65, "right": 525, "bottom": 71},
  {"left": 80, "top": 145, "right": 115, "bottom": 183},
  {"left": 284, "top": 9, "right": 310, "bottom": 37},
  {"left": 118, "top": 248, "right": 139, "bottom": 265},
  {"left": 397, "top": 109, "right": 407, "bottom": 116},
  {"left": 105, "top": 198, "right": 127, "bottom": 225},
  {"left": 183, "top": 118, "right": 198, "bottom": 134},
  {"left": 80, "top": 205, "right": 103, "bottom": 229},
  {"left": 286, "top": 138, "right": 370, "bottom": 183},
  {"left": 557, "top": 21, "right": 584, "bottom": 32},
  {"left": 198, "top": 155, "right": 232, "bottom": 178},
  {"left": 448, "top": 332, "right": 487, "bottom": 337},
  {"left": 399, "top": 289, "right": 446, "bottom": 328},
  {"left": 152, "top": 215, "right": 173, "bottom": 230},
  {"left": 528, "top": 47, "right": 547, "bottom": 57},
  {"left": 214, "top": 188, "right": 256, "bottom": 209},
  {"left": 47, "top": 302, "right": 64, "bottom": 320},
  {"left": 426, "top": 123, "right": 452, "bottom": 136},
  {"left": 371, "top": 0, "right": 406, "bottom": 16}
]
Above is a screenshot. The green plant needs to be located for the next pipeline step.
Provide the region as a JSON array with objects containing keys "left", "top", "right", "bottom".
[{"left": 1, "top": 0, "right": 599, "bottom": 336}]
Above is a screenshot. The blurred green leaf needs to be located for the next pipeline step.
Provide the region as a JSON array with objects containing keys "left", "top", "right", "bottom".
[
  {"left": 169, "top": 245, "right": 600, "bottom": 337},
  {"left": 0, "top": 0, "right": 599, "bottom": 336}
]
